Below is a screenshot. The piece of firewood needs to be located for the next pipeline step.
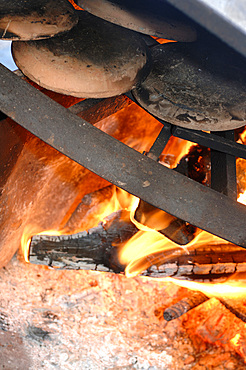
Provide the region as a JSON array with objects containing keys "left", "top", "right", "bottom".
[
  {"left": 163, "top": 291, "right": 209, "bottom": 321},
  {"left": 134, "top": 201, "right": 198, "bottom": 245},
  {"left": 69, "top": 95, "right": 132, "bottom": 124},
  {"left": 29, "top": 210, "right": 138, "bottom": 272},
  {"left": 144, "top": 244, "right": 246, "bottom": 280},
  {"left": 30, "top": 215, "right": 246, "bottom": 279},
  {"left": 219, "top": 297, "right": 246, "bottom": 323},
  {"left": 63, "top": 185, "right": 115, "bottom": 233},
  {"left": 163, "top": 292, "right": 246, "bottom": 324}
]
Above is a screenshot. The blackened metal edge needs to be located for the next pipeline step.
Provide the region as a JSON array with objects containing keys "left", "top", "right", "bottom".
[
  {"left": 0, "top": 64, "right": 246, "bottom": 247},
  {"left": 165, "top": 0, "right": 246, "bottom": 58},
  {"left": 172, "top": 126, "right": 246, "bottom": 160}
]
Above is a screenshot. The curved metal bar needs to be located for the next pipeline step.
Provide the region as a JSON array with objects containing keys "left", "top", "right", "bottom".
[{"left": 0, "top": 64, "right": 246, "bottom": 247}]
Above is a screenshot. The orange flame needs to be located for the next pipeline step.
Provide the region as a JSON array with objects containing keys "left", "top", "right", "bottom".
[
  {"left": 120, "top": 229, "right": 225, "bottom": 278},
  {"left": 21, "top": 187, "right": 137, "bottom": 262},
  {"left": 67, "top": 0, "right": 84, "bottom": 10},
  {"left": 231, "top": 333, "right": 241, "bottom": 346},
  {"left": 151, "top": 36, "right": 177, "bottom": 44}
]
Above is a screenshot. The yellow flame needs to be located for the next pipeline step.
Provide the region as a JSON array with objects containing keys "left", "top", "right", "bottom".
[
  {"left": 238, "top": 190, "right": 246, "bottom": 205},
  {"left": 163, "top": 277, "right": 246, "bottom": 299},
  {"left": 120, "top": 228, "right": 225, "bottom": 278},
  {"left": 240, "top": 129, "right": 246, "bottom": 144},
  {"left": 231, "top": 333, "right": 241, "bottom": 346}
]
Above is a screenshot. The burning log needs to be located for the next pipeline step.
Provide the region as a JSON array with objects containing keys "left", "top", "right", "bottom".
[
  {"left": 63, "top": 185, "right": 116, "bottom": 233},
  {"left": 163, "top": 292, "right": 246, "bottom": 325},
  {"left": 29, "top": 210, "right": 138, "bottom": 272},
  {"left": 163, "top": 287, "right": 246, "bottom": 325},
  {"left": 29, "top": 212, "right": 246, "bottom": 280},
  {"left": 219, "top": 297, "right": 246, "bottom": 323},
  {"left": 26, "top": 183, "right": 246, "bottom": 278},
  {"left": 145, "top": 243, "right": 246, "bottom": 280},
  {"left": 134, "top": 201, "right": 198, "bottom": 245},
  {"left": 163, "top": 291, "right": 209, "bottom": 321}
]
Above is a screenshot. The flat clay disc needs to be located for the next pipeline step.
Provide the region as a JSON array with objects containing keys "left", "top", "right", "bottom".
[
  {"left": 77, "top": 0, "right": 197, "bottom": 42},
  {"left": 0, "top": 0, "right": 78, "bottom": 40},
  {"left": 12, "top": 11, "right": 150, "bottom": 98},
  {"left": 132, "top": 42, "right": 246, "bottom": 131}
]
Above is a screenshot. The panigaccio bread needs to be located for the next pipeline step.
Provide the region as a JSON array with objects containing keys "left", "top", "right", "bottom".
[
  {"left": 0, "top": 0, "right": 78, "bottom": 40},
  {"left": 12, "top": 11, "right": 151, "bottom": 98}
]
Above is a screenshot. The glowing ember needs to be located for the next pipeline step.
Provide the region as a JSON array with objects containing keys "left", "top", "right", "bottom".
[
  {"left": 151, "top": 36, "right": 177, "bottom": 44},
  {"left": 67, "top": 0, "right": 84, "bottom": 10}
]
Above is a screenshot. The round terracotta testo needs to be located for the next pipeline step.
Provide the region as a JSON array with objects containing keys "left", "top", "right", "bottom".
[
  {"left": 0, "top": 0, "right": 78, "bottom": 40},
  {"left": 76, "top": 0, "right": 197, "bottom": 41},
  {"left": 132, "top": 42, "right": 246, "bottom": 131},
  {"left": 12, "top": 11, "right": 150, "bottom": 98}
]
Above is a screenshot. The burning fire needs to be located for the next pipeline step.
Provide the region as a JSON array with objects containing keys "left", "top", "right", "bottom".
[
  {"left": 17, "top": 86, "right": 246, "bottom": 301},
  {"left": 238, "top": 191, "right": 246, "bottom": 205},
  {"left": 67, "top": 0, "right": 84, "bottom": 10},
  {"left": 21, "top": 181, "right": 246, "bottom": 280},
  {"left": 20, "top": 139, "right": 246, "bottom": 282},
  {"left": 164, "top": 276, "right": 246, "bottom": 299},
  {"left": 120, "top": 230, "right": 226, "bottom": 278}
]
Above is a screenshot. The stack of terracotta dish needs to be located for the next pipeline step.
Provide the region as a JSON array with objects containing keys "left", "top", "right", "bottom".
[{"left": 1, "top": 0, "right": 245, "bottom": 130}]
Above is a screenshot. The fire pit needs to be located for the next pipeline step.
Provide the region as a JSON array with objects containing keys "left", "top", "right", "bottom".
[{"left": 0, "top": 0, "right": 246, "bottom": 368}]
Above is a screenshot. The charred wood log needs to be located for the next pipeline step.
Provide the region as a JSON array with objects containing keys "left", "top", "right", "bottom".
[
  {"left": 68, "top": 95, "right": 132, "bottom": 124},
  {"left": 30, "top": 212, "right": 246, "bottom": 281},
  {"left": 145, "top": 244, "right": 246, "bottom": 281},
  {"left": 163, "top": 291, "right": 209, "bottom": 321},
  {"left": 134, "top": 201, "right": 198, "bottom": 245},
  {"left": 163, "top": 293, "right": 246, "bottom": 324},
  {"left": 0, "top": 118, "right": 29, "bottom": 193},
  {"left": 219, "top": 297, "right": 246, "bottom": 323},
  {"left": 29, "top": 210, "right": 138, "bottom": 272},
  {"left": 63, "top": 185, "right": 115, "bottom": 233}
]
